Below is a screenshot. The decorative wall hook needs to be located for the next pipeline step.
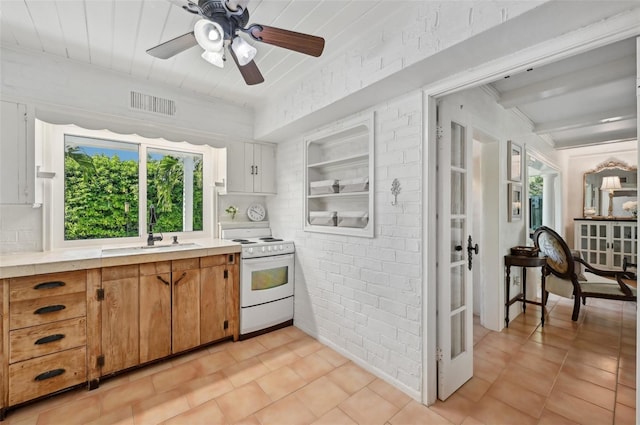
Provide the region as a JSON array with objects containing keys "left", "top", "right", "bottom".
[{"left": 391, "top": 178, "right": 401, "bottom": 206}]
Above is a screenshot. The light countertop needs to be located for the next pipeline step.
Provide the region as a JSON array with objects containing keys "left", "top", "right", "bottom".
[{"left": 0, "top": 239, "right": 241, "bottom": 279}]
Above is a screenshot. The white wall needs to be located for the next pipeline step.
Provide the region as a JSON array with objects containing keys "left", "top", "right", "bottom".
[
  {"left": 0, "top": 48, "right": 256, "bottom": 253},
  {"left": 268, "top": 91, "right": 424, "bottom": 398},
  {"left": 266, "top": 82, "right": 562, "bottom": 398},
  {"left": 559, "top": 140, "right": 637, "bottom": 245}
]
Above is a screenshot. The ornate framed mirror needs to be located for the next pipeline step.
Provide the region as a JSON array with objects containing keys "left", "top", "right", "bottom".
[{"left": 583, "top": 159, "right": 637, "bottom": 218}]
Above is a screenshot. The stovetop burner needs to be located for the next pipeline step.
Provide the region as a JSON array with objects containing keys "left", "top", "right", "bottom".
[
  {"left": 232, "top": 239, "right": 257, "bottom": 244},
  {"left": 259, "top": 237, "right": 283, "bottom": 242}
]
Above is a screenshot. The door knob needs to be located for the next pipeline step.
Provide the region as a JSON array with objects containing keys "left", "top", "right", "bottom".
[{"left": 466, "top": 235, "right": 479, "bottom": 270}]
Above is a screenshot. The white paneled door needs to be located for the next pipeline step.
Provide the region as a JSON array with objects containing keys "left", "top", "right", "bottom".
[{"left": 436, "top": 99, "right": 475, "bottom": 401}]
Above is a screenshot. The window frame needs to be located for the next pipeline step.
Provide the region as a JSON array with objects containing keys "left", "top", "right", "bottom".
[{"left": 44, "top": 123, "right": 214, "bottom": 249}]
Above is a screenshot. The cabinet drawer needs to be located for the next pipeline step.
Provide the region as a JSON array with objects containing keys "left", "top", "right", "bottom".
[
  {"left": 10, "top": 292, "right": 86, "bottom": 330},
  {"left": 9, "top": 270, "right": 86, "bottom": 302},
  {"left": 9, "top": 347, "right": 86, "bottom": 406},
  {"left": 10, "top": 317, "right": 87, "bottom": 363},
  {"left": 201, "top": 254, "right": 237, "bottom": 268}
]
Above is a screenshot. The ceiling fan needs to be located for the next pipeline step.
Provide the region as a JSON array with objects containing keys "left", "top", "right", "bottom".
[{"left": 146, "top": 0, "right": 325, "bottom": 85}]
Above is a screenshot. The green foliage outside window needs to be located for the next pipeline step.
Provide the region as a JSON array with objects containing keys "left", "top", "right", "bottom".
[
  {"left": 65, "top": 154, "right": 139, "bottom": 240},
  {"left": 64, "top": 138, "right": 204, "bottom": 241}
]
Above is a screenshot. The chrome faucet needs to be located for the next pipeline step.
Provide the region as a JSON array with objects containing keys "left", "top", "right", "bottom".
[{"left": 147, "top": 205, "right": 163, "bottom": 246}]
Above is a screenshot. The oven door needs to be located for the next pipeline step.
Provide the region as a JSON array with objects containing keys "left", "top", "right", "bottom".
[{"left": 241, "top": 253, "right": 295, "bottom": 308}]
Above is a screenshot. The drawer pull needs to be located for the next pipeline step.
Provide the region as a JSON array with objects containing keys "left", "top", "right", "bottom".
[
  {"left": 34, "top": 368, "right": 66, "bottom": 381},
  {"left": 156, "top": 276, "right": 170, "bottom": 286},
  {"left": 33, "top": 281, "right": 66, "bottom": 290},
  {"left": 34, "top": 305, "right": 66, "bottom": 315},
  {"left": 174, "top": 272, "right": 187, "bottom": 286},
  {"left": 34, "top": 334, "right": 65, "bottom": 345}
]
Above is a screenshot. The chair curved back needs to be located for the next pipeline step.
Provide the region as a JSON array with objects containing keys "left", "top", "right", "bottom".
[{"left": 533, "top": 226, "right": 575, "bottom": 279}]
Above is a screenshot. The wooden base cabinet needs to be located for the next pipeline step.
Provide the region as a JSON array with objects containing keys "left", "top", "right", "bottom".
[
  {"left": 172, "top": 258, "right": 201, "bottom": 353},
  {"left": 96, "top": 254, "right": 239, "bottom": 378},
  {"left": 139, "top": 262, "right": 171, "bottom": 363},
  {"left": 201, "top": 254, "right": 239, "bottom": 344},
  {"left": 3, "top": 271, "right": 88, "bottom": 414},
  {"left": 100, "top": 265, "right": 139, "bottom": 376}
]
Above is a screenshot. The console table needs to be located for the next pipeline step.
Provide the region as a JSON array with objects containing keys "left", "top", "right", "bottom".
[{"left": 504, "top": 255, "right": 547, "bottom": 328}]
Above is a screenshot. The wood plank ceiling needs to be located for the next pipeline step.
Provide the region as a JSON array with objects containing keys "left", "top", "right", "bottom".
[
  {"left": 0, "top": 0, "right": 401, "bottom": 109},
  {"left": 1, "top": 0, "right": 637, "bottom": 149}
]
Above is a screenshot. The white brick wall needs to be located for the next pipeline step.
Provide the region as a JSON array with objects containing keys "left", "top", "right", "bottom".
[
  {"left": 255, "top": 1, "right": 543, "bottom": 139},
  {"left": 267, "top": 90, "right": 423, "bottom": 398},
  {"left": 0, "top": 205, "right": 42, "bottom": 253}
]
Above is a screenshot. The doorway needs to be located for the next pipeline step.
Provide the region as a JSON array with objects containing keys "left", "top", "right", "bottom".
[{"left": 424, "top": 42, "right": 638, "bottom": 409}]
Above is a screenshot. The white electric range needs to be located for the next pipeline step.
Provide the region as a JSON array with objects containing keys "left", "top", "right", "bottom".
[{"left": 221, "top": 225, "right": 295, "bottom": 338}]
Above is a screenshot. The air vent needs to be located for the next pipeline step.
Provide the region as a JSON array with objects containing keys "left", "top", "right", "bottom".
[{"left": 130, "top": 91, "right": 176, "bottom": 117}]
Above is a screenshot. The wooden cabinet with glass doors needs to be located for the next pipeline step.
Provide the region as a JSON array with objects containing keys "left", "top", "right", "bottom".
[{"left": 574, "top": 219, "right": 637, "bottom": 270}]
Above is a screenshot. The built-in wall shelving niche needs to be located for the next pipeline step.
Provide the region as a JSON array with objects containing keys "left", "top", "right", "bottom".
[{"left": 304, "top": 113, "right": 374, "bottom": 237}]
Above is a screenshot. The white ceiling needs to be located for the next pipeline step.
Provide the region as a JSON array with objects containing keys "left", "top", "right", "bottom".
[
  {"left": 0, "top": 0, "right": 403, "bottom": 109},
  {"left": 1, "top": 0, "right": 637, "bottom": 149},
  {"left": 488, "top": 37, "right": 637, "bottom": 150}
]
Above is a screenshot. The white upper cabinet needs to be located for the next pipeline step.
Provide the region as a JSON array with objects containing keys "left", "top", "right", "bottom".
[
  {"left": 226, "top": 142, "right": 276, "bottom": 195},
  {"left": 1, "top": 101, "right": 34, "bottom": 205}
]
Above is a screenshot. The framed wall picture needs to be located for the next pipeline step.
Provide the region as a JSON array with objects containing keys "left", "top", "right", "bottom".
[
  {"left": 509, "top": 183, "right": 522, "bottom": 222},
  {"left": 507, "top": 140, "right": 522, "bottom": 182}
]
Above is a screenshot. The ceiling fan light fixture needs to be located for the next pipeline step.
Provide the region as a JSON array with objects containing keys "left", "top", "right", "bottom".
[
  {"left": 231, "top": 36, "right": 257, "bottom": 66},
  {"left": 194, "top": 19, "right": 224, "bottom": 53},
  {"left": 201, "top": 50, "right": 225, "bottom": 68}
]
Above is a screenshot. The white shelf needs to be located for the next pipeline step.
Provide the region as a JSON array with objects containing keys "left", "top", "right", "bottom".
[
  {"left": 307, "top": 153, "right": 368, "bottom": 168},
  {"left": 304, "top": 114, "right": 374, "bottom": 238},
  {"left": 307, "top": 191, "right": 369, "bottom": 199}
]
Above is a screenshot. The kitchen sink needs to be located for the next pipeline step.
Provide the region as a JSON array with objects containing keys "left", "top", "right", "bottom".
[{"left": 102, "top": 243, "right": 201, "bottom": 256}]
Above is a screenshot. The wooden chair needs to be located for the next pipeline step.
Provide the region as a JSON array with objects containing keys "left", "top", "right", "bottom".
[{"left": 533, "top": 226, "right": 636, "bottom": 321}]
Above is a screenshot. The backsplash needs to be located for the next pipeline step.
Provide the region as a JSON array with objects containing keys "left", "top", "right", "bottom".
[
  {"left": 217, "top": 194, "right": 269, "bottom": 224},
  {"left": 0, "top": 205, "right": 43, "bottom": 253}
]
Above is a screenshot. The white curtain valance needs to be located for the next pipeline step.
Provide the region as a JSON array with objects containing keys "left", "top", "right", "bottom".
[{"left": 35, "top": 104, "right": 232, "bottom": 149}]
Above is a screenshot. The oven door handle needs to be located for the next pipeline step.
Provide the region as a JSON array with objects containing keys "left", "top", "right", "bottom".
[{"left": 242, "top": 253, "right": 295, "bottom": 266}]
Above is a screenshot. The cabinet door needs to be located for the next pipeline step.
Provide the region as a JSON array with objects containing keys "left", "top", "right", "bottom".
[
  {"left": 101, "top": 266, "right": 139, "bottom": 375},
  {"left": 139, "top": 263, "right": 171, "bottom": 363},
  {"left": 225, "top": 142, "right": 252, "bottom": 193},
  {"left": 172, "top": 262, "right": 201, "bottom": 353},
  {"left": 1, "top": 101, "right": 34, "bottom": 204},
  {"left": 255, "top": 144, "right": 276, "bottom": 194},
  {"left": 576, "top": 222, "right": 609, "bottom": 268},
  {"left": 611, "top": 223, "right": 637, "bottom": 268},
  {"left": 200, "top": 265, "right": 227, "bottom": 344}
]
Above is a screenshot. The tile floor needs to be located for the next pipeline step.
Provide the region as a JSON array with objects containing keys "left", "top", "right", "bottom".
[{"left": 3, "top": 294, "right": 636, "bottom": 425}]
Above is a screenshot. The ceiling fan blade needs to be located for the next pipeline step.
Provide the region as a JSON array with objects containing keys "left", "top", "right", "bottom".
[
  {"left": 147, "top": 32, "right": 198, "bottom": 59},
  {"left": 246, "top": 24, "right": 324, "bottom": 57},
  {"left": 229, "top": 48, "right": 264, "bottom": 85}
]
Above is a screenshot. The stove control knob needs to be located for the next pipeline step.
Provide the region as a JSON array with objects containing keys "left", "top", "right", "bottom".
[
  {"left": 267, "top": 246, "right": 272, "bottom": 251},
  {"left": 261, "top": 246, "right": 266, "bottom": 252},
  {"left": 248, "top": 248, "right": 253, "bottom": 254},
  {"left": 279, "top": 244, "right": 284, "bottom": 251}
]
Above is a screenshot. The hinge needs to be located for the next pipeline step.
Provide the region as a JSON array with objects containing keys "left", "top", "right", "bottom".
[
  {"left": 23, "top": 112, "right": 27, "bottom": 122},
  {"left": 224, "top": 270, "right": 228, "bottom": 279},
  {"left": 436, "top": 347, "right": 443, "bottom": 361},
  {"left": 436, "top": 125, "right": 444, "bottom": 141},
  {"left": 96, "top": 288, "right": 105, "bottom": 301},
  {"left": 97, "top": 355, "right": 105, "bottom": 368},
  {"left": 223, "top": 320, "right": 229, "bottom": 330}
]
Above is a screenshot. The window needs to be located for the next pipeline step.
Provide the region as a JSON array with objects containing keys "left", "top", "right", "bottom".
[
  {"left": 64, "top": 136, "right": 140, "bottom": 240},
  {"left": 146, "top": 148, "right": 203, "bottom": 233},
  {"left": 44, "top": 122, "right": 213, "bottom": 248}
]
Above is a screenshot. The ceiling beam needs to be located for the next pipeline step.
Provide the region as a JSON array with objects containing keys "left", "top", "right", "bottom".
[
  {"left": 554, "top": 129, "right": 638, "bottom": 149},
  {"left": 534, "top": 106, "right": 637, "bottom": 134},
  {"left": 498, "top": 56, "right": 635, "bottom": 108}
]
